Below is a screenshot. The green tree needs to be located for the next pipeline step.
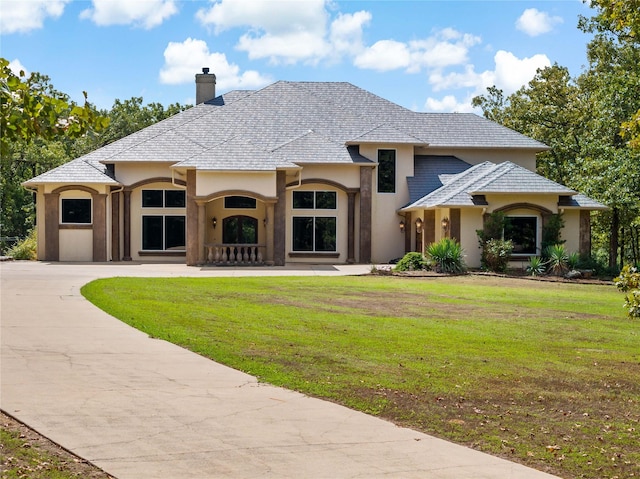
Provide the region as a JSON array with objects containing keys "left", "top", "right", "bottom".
[
  {"left": 1, "top": 58, "right": 109, "bottom": 243},
  {"left": 472, "top": 2, "right": 640, "bottom": 269}
]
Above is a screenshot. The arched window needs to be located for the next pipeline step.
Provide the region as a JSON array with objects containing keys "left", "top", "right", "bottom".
[{"left": 223, "top": 215, "right": 258, "bottom": 244}]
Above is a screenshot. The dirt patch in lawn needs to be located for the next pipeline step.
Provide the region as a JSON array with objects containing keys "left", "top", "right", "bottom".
[{"left": 0, "top": 411, "right": 114, "bottom": 479}]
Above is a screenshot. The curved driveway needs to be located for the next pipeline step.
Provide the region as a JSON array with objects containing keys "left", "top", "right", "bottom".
[{"left": 1, "top": 261, "right": 559, "bottom": 478}]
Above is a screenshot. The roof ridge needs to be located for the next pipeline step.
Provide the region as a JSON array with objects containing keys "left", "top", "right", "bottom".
[
  {"left": 434, "top": 161, "right": 495, "bottom": 204},
  {"left": 470, "top": 161, "right": 514, "bottom": 191}
]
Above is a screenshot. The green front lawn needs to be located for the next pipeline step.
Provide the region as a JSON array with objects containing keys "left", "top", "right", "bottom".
[{"left": 82, "top": 275, "right": 639, "bottom": 479}]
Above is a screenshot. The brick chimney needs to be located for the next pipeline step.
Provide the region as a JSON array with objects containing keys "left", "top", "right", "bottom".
[{"left": 195, "top": 68, "right": 216, "bottom": 104}]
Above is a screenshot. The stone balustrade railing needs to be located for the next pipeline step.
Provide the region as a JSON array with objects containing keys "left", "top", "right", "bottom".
[{"left": 204, "top": 244, "right": 265, "bottom": 265}]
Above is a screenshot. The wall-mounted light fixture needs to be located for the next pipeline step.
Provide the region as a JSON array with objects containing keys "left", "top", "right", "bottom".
[
  {"left": 263, "top": 217, "right": 268, "bottom": 227},
  {"left": 399, "top": 220, "right": 405, "bottom": 233},
  {"left": 441, "top": 217, "right": 450, "bottom": 236},
  {"left": 415, "top": 217, "right": 423, "bottom": 234},
  {"left": 211, "top": 217, "right": 217, "bottom": 229}
]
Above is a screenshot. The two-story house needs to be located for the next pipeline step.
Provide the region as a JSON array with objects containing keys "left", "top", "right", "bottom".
[{"left": 23, "top": 69, "right": 605, "bottom": 267}]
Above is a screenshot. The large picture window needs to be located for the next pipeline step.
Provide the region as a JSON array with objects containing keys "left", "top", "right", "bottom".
[
  {"left": 292, "top": 217, "right": 336, "bottom": 252},
  {"left": 377, "top": 149, "right": 396, "bottom": 193},
  {"left": 142, "top": 215, "right": 185, "bottom": 250},
  {"left": 504, "top": 216, "right": 538, "bottom": 255},
  {"left": 61, "top": 199, "right": 92, "bottom": 224},
  {"left": 142, "top": 189, "right": 185, "bottom": 208}
]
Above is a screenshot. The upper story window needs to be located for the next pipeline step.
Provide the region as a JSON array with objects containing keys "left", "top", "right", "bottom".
[
  {"left": 504, "top": 216, "right": 538, "bottom": 255},
  {"left": 293, "top": 191, "right": 337, "bottom": 209},
  {"left": 142, "top": 190, "right": 185, "bottom": 208},
  {"left": 61, "top": 199, "right": 92, "bottom": 224},
  {"left": 224, "top": 196, "right": 257, "bottom": 209},
  {"left": 377, "top": 149, "right": 396, "bottom": 193}
]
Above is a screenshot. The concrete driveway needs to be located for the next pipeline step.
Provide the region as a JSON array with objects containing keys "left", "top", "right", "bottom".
[{"left": 1, "top": 261, "right": 559, "bottom": 478}]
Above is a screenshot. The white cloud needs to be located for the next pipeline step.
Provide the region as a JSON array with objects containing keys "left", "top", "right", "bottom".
[
  {"left": 354, "top": 28, "right": 481, "bottom": 73},
  {"left": 0, "top": 0, "right": 69, "bottom": 34},
  {"left": 8, "top": 59, "right": 29, "bottom": 76},
  {"left": 492, "top": 50, "right": 551, "bottom": 92},
  {"left": 428, "top": 50, "right": 550, "bottom": 95},
  {"left": 197, "top": 0, "right": 329, "bottom": 65},
  {"left": 80, "top": 0, "right": 178, "bottom": 29},
  {"left": 329, "top": 11, "right": 371, "bottom": 58},
  {"left": 424, "top": 50, "right": 550, "bottom": 113},
  {"left": 424, "top": 95, "right": 476, "bottom": 113},
  {"left": 196, "top": 0, "right": 327, "bottom": 35},
  {"left": 159, "top": 38, "right": 272, "bottom": 90},
  {"left": 354, "top": 40, "right": 411, "bottom": 71},
  {"left": 516, "top": 8, "right": 563, "bottom": 37}
]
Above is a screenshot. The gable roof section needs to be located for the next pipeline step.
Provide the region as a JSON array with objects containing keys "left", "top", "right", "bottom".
[
  {"left": 23, "top": 157, "right": 119, "bottom": 186},
  {"left": 407, "top": 155, "right": 473, "bottom": 204},
  {"left": 403, "top": 161, "right": 580, "bottom": 210}
]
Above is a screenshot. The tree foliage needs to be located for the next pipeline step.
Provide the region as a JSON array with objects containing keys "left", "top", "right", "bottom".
[
  {"left": 472, "top": 2, "right": 640, "bottom": 269},
  {"left": 0, "top": 57, "right": 189, "bottom": 243}
]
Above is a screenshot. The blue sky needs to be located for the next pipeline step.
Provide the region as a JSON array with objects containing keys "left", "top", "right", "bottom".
[{"left": 1, "top": 0, "right": 595, "bottom": 113}]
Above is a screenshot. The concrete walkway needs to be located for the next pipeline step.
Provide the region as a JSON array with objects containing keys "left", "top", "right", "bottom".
[{"left": 1, "top": 261, "right": 559, "bottom": 479}]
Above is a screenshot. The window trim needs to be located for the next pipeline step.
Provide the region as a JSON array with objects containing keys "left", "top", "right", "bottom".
[
  {"left": 377, "top": 149, "right": 396, "bottom": 194},
  {"left": 224, "top": 196, "right": 257, "bottom": 210},
  {"left": 141, "top": 189, "right": 186, "bottom": 209},
  {"left": 292, "top": 215, "right": 337, "bottom": 253},
  {"left": 141, "top": 214, "right": 186, "bottom": 252},
  {"left": 292, "top": 190, "right": 337, "bottom": 210},
  {"left": 60, "top": 198, "right": 92, "bottom": 225}
]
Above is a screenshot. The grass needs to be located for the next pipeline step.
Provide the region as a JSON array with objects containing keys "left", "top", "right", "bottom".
[
  {"left": 81, "top": 275, "right": 639, "bottom": 479},
  {"left": 0, "top": 412, "right": 112, "bottom": 478}
]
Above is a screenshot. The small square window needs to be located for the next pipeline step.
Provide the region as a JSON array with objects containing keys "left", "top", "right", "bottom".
[
  {"left": 142, "top": 190, "right": 163, "bottom": 208},
  {"left": 61, "top": 199, "right": 92, "bottom": 224},
  {"left": 293, "top": 191, "right": 315, "bottom": 209},
  {"left": 315, "top": 191, "right": 336, "bottom": 209},
  {"left": 165, "top": 190, "right": 186, "bottom": 208}
]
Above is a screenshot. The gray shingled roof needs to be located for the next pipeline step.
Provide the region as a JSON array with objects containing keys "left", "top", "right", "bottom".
[
  {"left": 403, "top": 161, "right": 594, "bottom": 210},
  {"left": 23, "top": 157, "right": 119, "bottom": 185},
  {"left": 407, "top": 156, "right": 472, "bottom": 203},
  {"left": 25, "top": 81, "right": 549, "bottom": 184},
  {"left": 559, "top": 193, "right": 608, "bottom": 210}
]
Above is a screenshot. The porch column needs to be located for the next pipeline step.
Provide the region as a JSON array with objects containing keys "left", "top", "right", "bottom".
[
  {"left": 92, "top": 193, "right": 107, "bottom": 262},
  {"left": 450, "top": 208, "right": 461, "bottom": 242},
  {"left": 404, "top": 211, "right": 412, "bottom": 254},
  {"left": 197, "top": 200, "right": 206, "bottom": 264},
  {"left": 44, "top": 192, "right": 59, "bottom": 261},
  {"left": 579, "top": 210, "right": 591, "bottom": 256},
  {"left": 359, "top": 166, "right": 374, "bottom": 263},
  {"left": 347, "top": 191, "right": 356, "bottom": 263},
  {"left": 122, "top": 189, "right": 132, "bottom": 261},
  {"left": 111, "top": 189, "right": 120, "bottom": 261},
  {"left": 186, "top": 169, "right": 198, "bottom": 266},
  {"left": 266, "top": 202, "right": 275, "bottom": 265},
  {"left": 274, "top": 170, "right": 286, "bottom": 266},
  {"left": 424, "top": 210, "right": 435, "bottom": 246}
]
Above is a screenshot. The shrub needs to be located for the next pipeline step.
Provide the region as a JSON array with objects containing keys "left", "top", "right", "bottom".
[
  {"left": 393, "top": 252, "right": 429, "bottom": 272},
  {"left": 544, "top": 244, "right": 569, "bottom": 276},
  {"left": 482, "top": 238, "right": 513, "bottom": 273},
  {"left": 567, "top": 251, "right": 580, "bottom": 270},
  {"left": 614, "top": 265, "right": 640, "bottom": 318},
  {"left": 426, "top": 238, "right": 466, "bottom": 274},
  {"left": 541, "top": 213, "right": 565, "bottom": 252},
  {"left": 7, "top": 230, "right": 37, "bottom": 260},
  {"left": 526, "top": 256, "right": 546, "bottom": 276}
]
